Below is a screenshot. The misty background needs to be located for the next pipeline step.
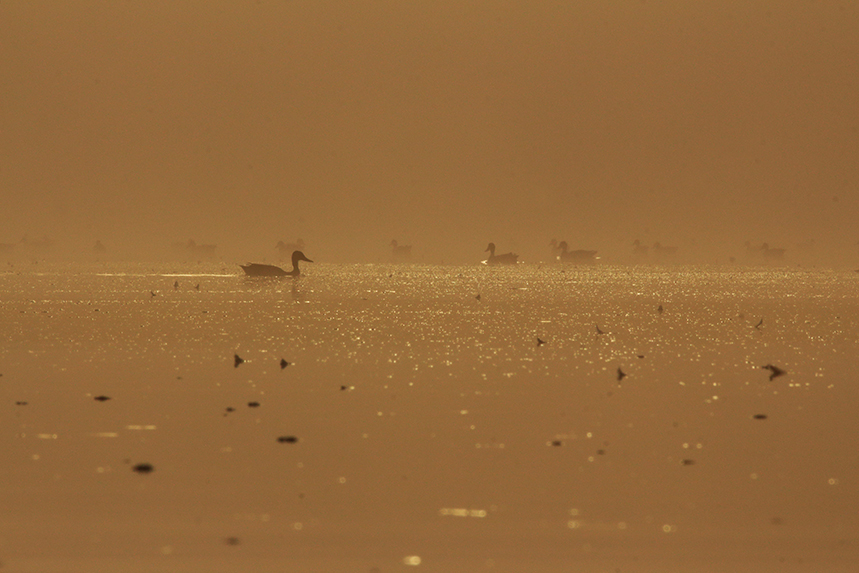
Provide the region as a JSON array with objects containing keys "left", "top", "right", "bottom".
[{"left": 2, "top": 1, "right": 857, "bottom": 265}]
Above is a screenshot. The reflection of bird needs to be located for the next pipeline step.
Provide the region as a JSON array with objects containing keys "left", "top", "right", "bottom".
[
  {"left": 240, "top": 251, "right": 313, "bottom": 277},
  {"left": 484, "top": 243, "right": 518, "bottom": 265},
  {"left": 390, "top": 240, "right": 412, "bottom": 261},
  {"left": 761, "top": 364, "right": 786, "bottom": 381},
  {"left": 557, "top": 241, "right": 597, "bottom": 263}
]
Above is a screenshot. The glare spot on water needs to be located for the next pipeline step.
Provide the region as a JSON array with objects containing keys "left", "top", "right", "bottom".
[
  {"left": 662, "top": 524, "right": 677, "bottom": 533},
  {"left": 828, "top": 478, "right": 840, "bottom": 485},
  {"left": 403, "top": 555, "right": 421, "bottom": 566}
]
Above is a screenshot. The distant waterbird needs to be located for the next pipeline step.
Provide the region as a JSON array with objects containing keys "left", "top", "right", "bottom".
[
  {"left": 536, "top": 337, "right": 546, "bottom": 347},
  {"left": 240, "top": 250, "right": 313, "bottom": 277},
  {"left": 617, "top": 367, "right": 626, "bottom": 381},
  {"left": 390, "top": 240, "right": 412, "bottom": 261},
  {"left": 234, "top": 354, "right": 244, "bottom": 368},
  {"left": 595, "top": 324, "right": 605, "bottom": 335},
  {"left": 556, "top": 240, "right": 597, "bottom": 263},
  {"left": 484, "top": 243, "right": 518, "bottom": 265},
  {"left": 280, "top": 358, "right": 290, "bottom": 369}
]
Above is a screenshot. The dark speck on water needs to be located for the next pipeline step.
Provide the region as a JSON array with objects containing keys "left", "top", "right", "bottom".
[
  {"left": 681, "top": 459, "right": 696, "bottom": 466},
  {"left": 132, "top": 463, "right": 154, "bottom": 474},
  {"left": 234, "top": 354, "right": 244, "bottom": 368},
  {"left": 280, "top": 358, "right": 290, "bottom": 369},
  {"left": 753, "top": 414, "right": 769, "bottom": 420},
  {"left": 93, "top": 395, "right": 111, "bottom": 401},
  {"left": 277, "top": 436, "right": 298, "bottom": 443},
  {"left": 248, "top": 402, "right": 260, "bottom": 408}
]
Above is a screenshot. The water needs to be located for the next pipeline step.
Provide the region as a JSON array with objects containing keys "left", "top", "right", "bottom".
[{"left": 1, "top": 262, "right": 857, "bottom": 572}]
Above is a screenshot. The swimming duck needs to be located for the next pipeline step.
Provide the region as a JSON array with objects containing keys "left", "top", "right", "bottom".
[
  {"left": 485, "top": 243, "right": 518, "bottom": 265},
  {"left": 390, "top": 239, "right": 412, "bottom": 261},
  {"left": 240, "top": 250, "right": 313, "bottom": 277},
  {"left": 557, "top": 241, "right": 597, "bottom": 263}
]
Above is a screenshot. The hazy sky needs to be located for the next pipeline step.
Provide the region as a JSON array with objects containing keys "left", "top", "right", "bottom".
[{"left": 2, "top": 1, "right": 858, "bottom": 263}]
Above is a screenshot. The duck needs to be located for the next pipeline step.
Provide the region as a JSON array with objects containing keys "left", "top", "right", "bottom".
[
  {"left": 390, "top": 239, "right": 412, "bottom": 261},
  {"left": 484, "top": 243, "right": 518, "bottom": 265},
  {"left": 557, "top": 241, "right": 597, "bottom": 263},
  {"left": 240, "top": 250, "right": 313, "bottom": 277},
  {"left": 761, "top": 243, "right": 786, "bottom": 261},
  {"left": 632, "top": 239, "right": 649, "bottom": 257},
  {"left": 652, "top": 242, "right": 678, "bottom": 256}
]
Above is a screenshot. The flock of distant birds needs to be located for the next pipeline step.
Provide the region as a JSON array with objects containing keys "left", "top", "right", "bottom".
[{"left": 0, "top": 234, "right": 802, "bottom": 276}]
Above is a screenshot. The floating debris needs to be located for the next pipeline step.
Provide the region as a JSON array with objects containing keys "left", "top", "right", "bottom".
[
  {"left": 173, "top": 280, "right": 179, "bottom": 289},
  {"left": 754, "top": 318, "right": 764, "bottom": 330},
  {"left": 150, "top": 291, "right": 156, "bottom": 297},
  {"left": 15, "top": 401, "right": 28, "bottom": 406},
  {"left": 761, "top": 364, "right": 786, "bottom": 381},
  {"left": 536, "top": 337, "right": 546, "bottom": 346},
  {"left": 132, "top": 463, "right": 155, "bottom": 474},
  {"left": 248, "top": 402, "right": 260, "bottom": 408},
  {"left": 752, "top": 414, "right": 768, "bottom": 420},
  {"left": 617, "top": 367, "right": 626, "bottom": 381},
  {"left": 225, "top": 407, "right": 235, "bottom": 413},
  {"left": 680, "top": 459, "right": 696, "bottom": 466},
  {"left": 277, "top": 436, "right": 299, "bottom": 444},
  {"left": 657, "top": 304, "right": 664, "bottom": 314},
  {"left": 224, "top": 537, "right": 241, "bottom": 546},
  {"left": 595, "top": 324, "right": 605, "bottom": 335},
  {"left": 195, "top": 283, "right": 200, "bottom": 290},
  {"left": 93, "top": 395, "right": 111, "bottom": 402},
  {"left": 475, "top": 293, "right": 481, "bottom": 301},
  {"left": 280, "top": 358, "right": 290, "bottom": 369},
  {"left": 234, "top": 354, "right": 244, "bottom": 368},
  {"left": 637, "top": 354, "right": 645, "bottom": 359},
  {"left": 550, "top": 440, "right": 563, "bottom": 447}
]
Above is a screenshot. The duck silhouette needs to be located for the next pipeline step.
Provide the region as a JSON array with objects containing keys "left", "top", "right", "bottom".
[
  {"left": 557, "top": 241, "right": 597, "bottom": 263},
  {"left": 484, "top": 243, "right": 518, "bottom": 265},
  {"left": 240, "top": 250, "right": 313, "bottom": 277},
  {"left": 390, "top": 240, "right": 412, "bottom": 261}
]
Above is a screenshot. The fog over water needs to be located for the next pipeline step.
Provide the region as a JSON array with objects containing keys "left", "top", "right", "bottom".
[{"left": 2, "top": 2, "right": 858, "bottom": 265}]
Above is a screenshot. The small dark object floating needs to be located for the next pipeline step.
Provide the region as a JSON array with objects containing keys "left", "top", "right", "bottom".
[
  {"left": 550, "top": 440, "right": 562, "bottom": 447},
  {"left": 761, "top": 364, "right": 786, "bottom": 381},
  {"left": 132, "top": 463, "right": 154, "bottom": 474},
  {"left": 93, "top": 395, "right": 111, "bottom": 402},
  {"left": 595, "top": 324, "right": 605, "bottom": 335},
  {"left": 617, "top": 367, "right": 626, "bottom": 381},
  {"left": 224, "top": 537, "right": 241, "bottom": 546},
  {"left": 753, "top": 414, "right": 768, "bottom": 420},
  {"left": 15, "top": 401, "right": 28, "bottom": 406},
  {"left": 225, "top": 407, "right": 235, "bottom": 413},
  {"left": 596, "top": 449, "right": 606, "bottom": 455},
  {"left": 277, "top": 436, "right": 299, "bottom": 443},
  {"left": 754, "top": 318, "right": 763, "bottom": 329},
  {"left": 173, "top": 280, "right": 179, "bottom": 289},
  {"left": 475, "top": 294, "right": 481, "bottom": 301},
  {"left": 657, "top": 305, "right": 663, "bottom": 314},
  {"left": 681, "top": 459, "right": 696, "bottom": 466},
  {"left": 280, "top": 359, "right": 290, "bottom": 369},
  {"left": 248, "top": 401, "right": 260, "bottom": 408},
  {"left": 536, "top": 337, "right": 546, "bottom": 346},
  {"left": 234, "top": 354, "right": 244, "bottom": 368}
]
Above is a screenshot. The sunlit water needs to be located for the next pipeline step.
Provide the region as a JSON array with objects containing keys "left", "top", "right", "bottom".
[{"left": 1, "top": 262, "right": 858, "bottom": 572}]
